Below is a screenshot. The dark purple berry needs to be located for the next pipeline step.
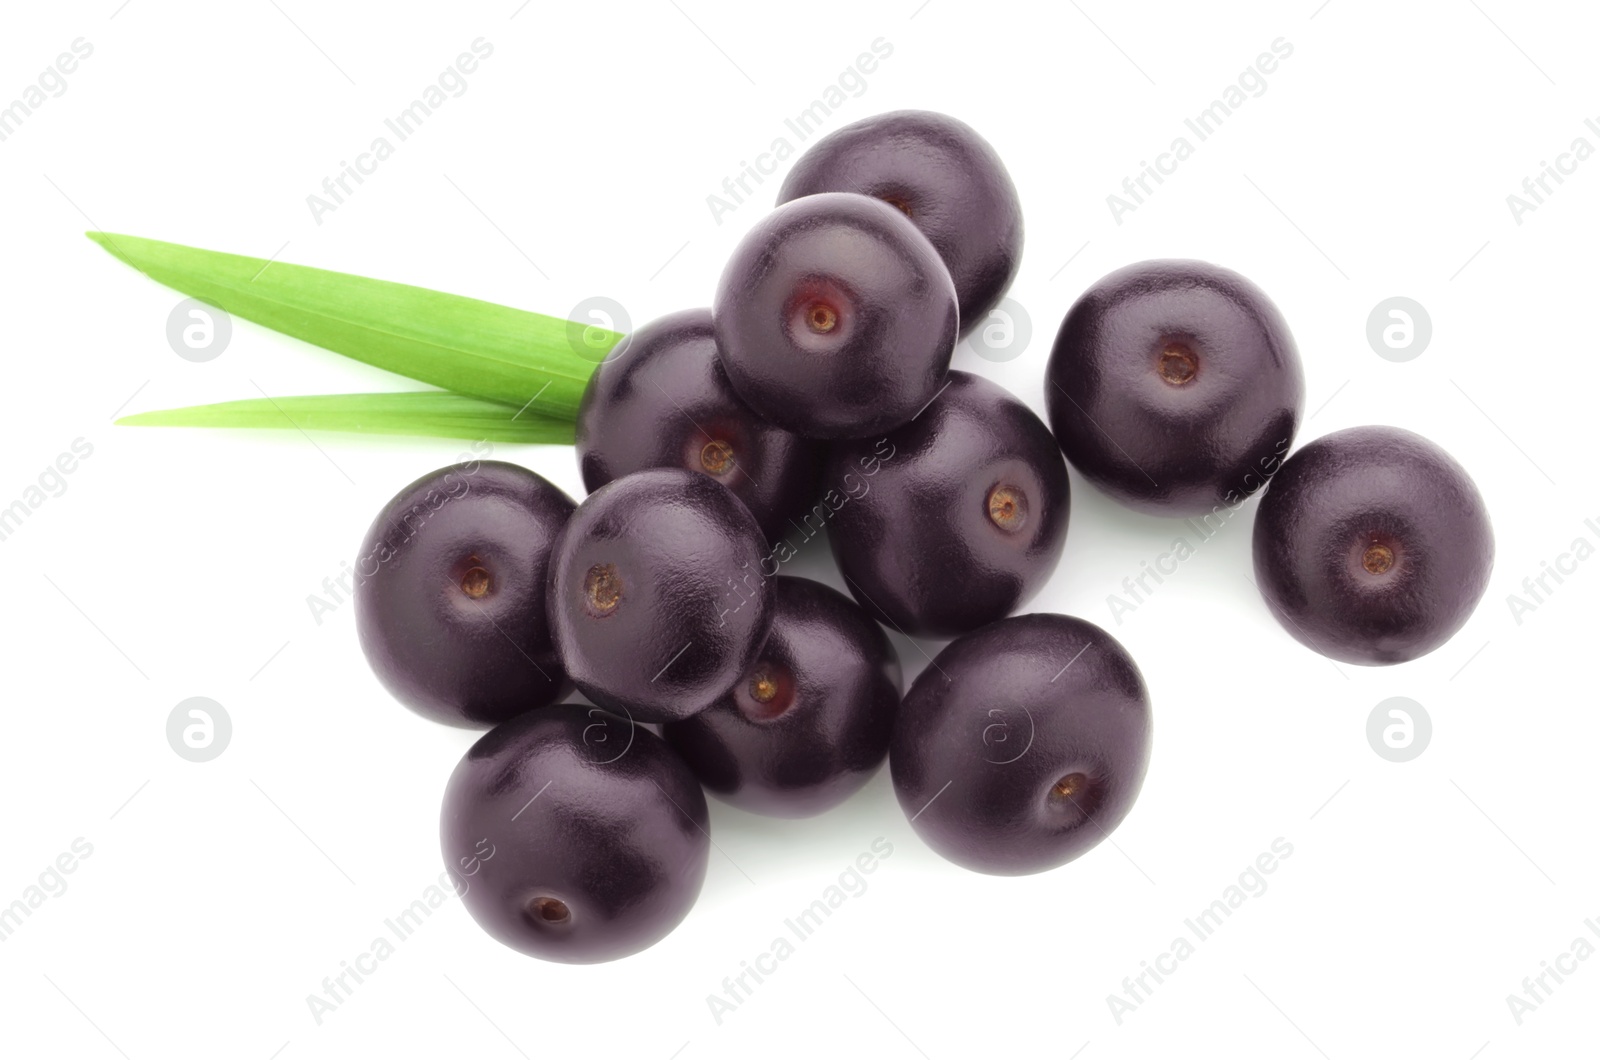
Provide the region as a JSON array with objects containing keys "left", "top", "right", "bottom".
[
  {"left": 575, "top": 308, "right": 823, "bottom": 545},
  {"left": 661, "top": 576, "right": 901, "bottom": 818},
  {"left": 713, "top": 191, "right": 958, "bottom": 440},
  {"left": 1252, "top": 425, "right": 1494, "bottom": 665},
  {"left": 440, "top": 704, "right": 709, "bottom": 964},
  {"left": 777, "top": 109, "right": 1023, "bottom": 336},
  {"left": 355, "top": 460, "right": 573, "bottom": 728},
  {"left": 547, "top": 468, "right": 773, "bottom": 723},
  {"left": 826, "top": 371, "right": 1070, "bottom": 638},
  {"left": 1046, "top": 259, "right": 1304, "bottom": 516},
  {"left": 891, "top": 614, "right": 1152, "bottom": 876}
]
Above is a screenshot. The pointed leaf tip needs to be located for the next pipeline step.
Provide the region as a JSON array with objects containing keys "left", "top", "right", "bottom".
[
  {"left": 113, "top": 391, "right": 576, "bottom": 444},
  {"left": 87, "top": 233, "right": 603, "bottom": 420}
]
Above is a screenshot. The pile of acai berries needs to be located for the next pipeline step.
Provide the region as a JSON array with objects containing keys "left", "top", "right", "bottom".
[{"left": 354, "top": 111, "right": 1494, "bottom": 964}]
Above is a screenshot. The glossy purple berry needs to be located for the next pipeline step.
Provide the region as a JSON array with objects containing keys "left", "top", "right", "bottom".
[
  {"left": 355, "top": 460, "right": 574, "bottom": 728},
  {"left": 777, "top": 109, "right": 1023, "bottom": 337},
  {"left": 661, "top": 576, "right": 902, "bottom": 818},
  {"left": 1252, "top": 425, "right": 1494, "bottom": 665},
  {"left": 713, "top": 191, "right": 958, "bottom": 440},
  {"left": 891, "top": 614, "right": 1152, "bottom": 876},
  {"left": 1046, "top": 259, "right": 1304, "bottom": 516},
  {"left": 547, "top": 468, "right": 774, "bottom": 723},
  {"left": 575, "top": 308, "right": 823, "bottom": 545},
  {"left": 825, "top": 371, "right": 1070, "bottom": 638},
  {"left": 441, "top": 705, "right": 710, "bottom": 964}
]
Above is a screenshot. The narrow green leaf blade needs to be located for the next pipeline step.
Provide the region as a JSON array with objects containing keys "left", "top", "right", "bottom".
[
  {"left": 87, "top": 232, "right": 613, "bottom": 420},
  {"left": 117, "top": 392, "right": 575, "bottom": 444}
]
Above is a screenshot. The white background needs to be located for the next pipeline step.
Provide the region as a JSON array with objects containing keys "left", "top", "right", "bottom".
[{"left": 1, "top": 1, "right": 1595, "bottom": 1057}]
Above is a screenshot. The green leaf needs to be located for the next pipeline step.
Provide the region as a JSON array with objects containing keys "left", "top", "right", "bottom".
[
  {"left": 86, "top": 232, "right": 613, "bottom": 420},
  {"left": 117, "top": 391, "right": 575, "bottom": 444}
]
